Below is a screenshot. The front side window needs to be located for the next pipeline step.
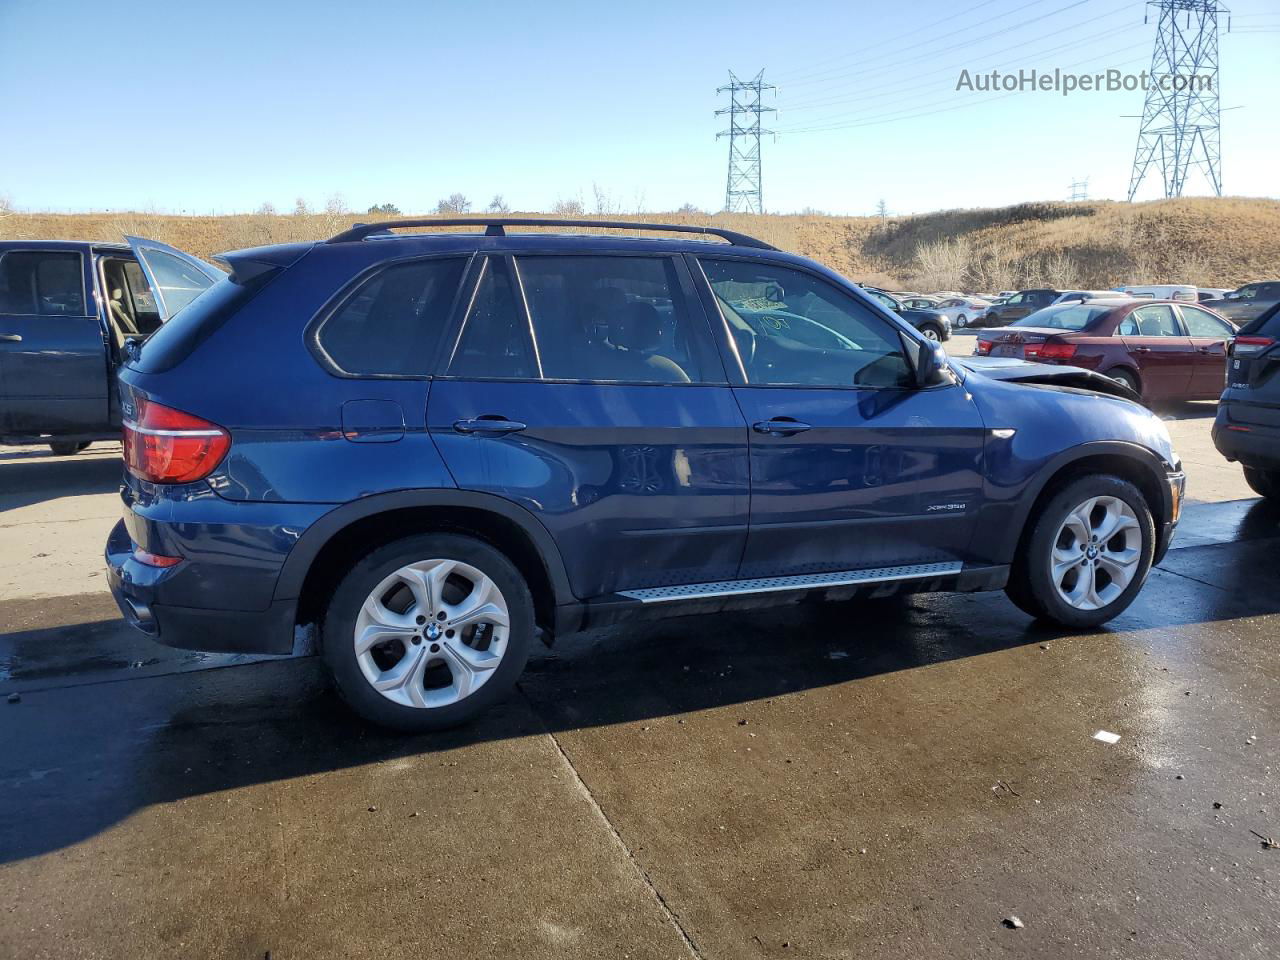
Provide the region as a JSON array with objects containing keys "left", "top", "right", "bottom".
[
  {"left": 1128, "top": 304, "right": 1181, "bottom": 337},
  {"left": 515, "top": 256, "right": 708, "bottom": 383},
  {"left": 317, "top": 257, "right": 465, "bottom": 376},
  {"left": 701, "top": 259, "right": 914, "bottom": 388},
  {"left": 0, "top": 251, "right": 85, "bottom": 315},
  {"left": 1180, "top": 305, "right": 1233, "bottom": 338}
]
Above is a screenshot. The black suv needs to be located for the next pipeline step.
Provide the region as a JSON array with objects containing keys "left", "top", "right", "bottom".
[
  {"left": 1215, "top": 302, "right": 1280, "bottom": 500},
  {"left": 981, "top": 289, "right": 1062, "bottom": 327}
]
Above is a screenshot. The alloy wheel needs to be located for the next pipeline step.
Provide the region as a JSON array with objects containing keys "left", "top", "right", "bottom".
[
  {"left": 1050, "top": 496, "right": 1141, "bottom": 611},
  {"left": 353, "top": 559, "right": 510, "bottom": 709}
]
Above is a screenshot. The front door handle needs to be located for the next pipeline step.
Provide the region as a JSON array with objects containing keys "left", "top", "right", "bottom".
[
  {"left": 753, "top": 419, "right": 812, "bottom": 436},
  {"left": 1132, "top": 346, "right": 1152, "bottom": 353},
  {"left": 453, "top": 417, "right": 527, "bottom": 435},
  {"left": 0, "top": 333, "right": 22, "bottom": 342}
]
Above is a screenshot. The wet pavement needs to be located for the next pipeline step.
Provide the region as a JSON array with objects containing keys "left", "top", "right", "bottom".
[{"left": 2, "top": 439, "right": 1280, "bottom": 958}]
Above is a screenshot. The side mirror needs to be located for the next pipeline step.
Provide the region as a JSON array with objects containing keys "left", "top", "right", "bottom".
[{"left": 902, "top": 334, "right": 949, "bottom": 387}]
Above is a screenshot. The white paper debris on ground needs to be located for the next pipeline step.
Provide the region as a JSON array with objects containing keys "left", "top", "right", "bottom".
[{"left": 1093, "top": 730, "right": 1121, "bottom": 744}]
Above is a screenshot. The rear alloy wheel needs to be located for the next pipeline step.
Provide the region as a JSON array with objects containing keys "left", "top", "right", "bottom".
[
  {"left": 1243, "top": 466, "right": 1280, "bottom": 502},
  {"left": 1005, "top": 474, "right": 1155, "bottom": 628},
  {"left": 322, "top": 534, "right": 534, "bottom": 731},
  {"left": 957, "top": 314, "right": 968, "bottom": 327},
  {"left": 920, "top": 324, "right": 942, "bottom": 341}
]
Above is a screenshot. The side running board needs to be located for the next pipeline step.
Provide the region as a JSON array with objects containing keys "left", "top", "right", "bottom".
[{"left": 618, "top": 562, "right": 963, "bottom": 604}]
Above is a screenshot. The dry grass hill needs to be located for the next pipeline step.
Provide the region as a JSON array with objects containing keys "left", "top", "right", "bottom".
[{"left": 2, "top": 196, "right": 1276, "bottom": 293}]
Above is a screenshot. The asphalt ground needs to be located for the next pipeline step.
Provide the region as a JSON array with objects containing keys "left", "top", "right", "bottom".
[{"left": 2, "top": 392, "right": 1277, "bottom": 958}]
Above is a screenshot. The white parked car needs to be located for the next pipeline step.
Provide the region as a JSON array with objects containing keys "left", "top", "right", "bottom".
[
  {"left": 933, "top": 296, "right": 992, "bottom": 327},
  {"left": 1197, "top": 287, "right": 1229, "bottom": 302},
  {"left": 1051, "top": 290, "right": 1119, "bottom": 305},
  {"left": 1122, "top": 283, "right": 1197, "bottom": 302}
]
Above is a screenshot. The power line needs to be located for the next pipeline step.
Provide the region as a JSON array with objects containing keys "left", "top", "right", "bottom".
[
  {"left": 778, "top": 0, "right": 1094, "bottom": 90},
  {"left": 1127, "top": 0, "right": 1230, "bottom": 200},
  {"left": 779, "top": 7, "right": 1137, "bottom": 114},
  {"left": 1068, "top": 176, "right": 1091, "bottom": 200},
  {"left": 716, "top": 71, "right": 775, "bottom": 213},
  {"left": 780, "top": 44, "right": 1149, "bottom": 134}
]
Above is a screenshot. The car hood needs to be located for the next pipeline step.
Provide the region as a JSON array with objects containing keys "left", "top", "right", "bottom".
[{"left": 952, "top": 355, "right": 1138, "bottom": 402}]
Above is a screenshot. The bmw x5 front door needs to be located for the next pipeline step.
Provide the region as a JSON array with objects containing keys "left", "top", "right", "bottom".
[{"left": 692, "top": 255, "right": 987, "bottom": 579}]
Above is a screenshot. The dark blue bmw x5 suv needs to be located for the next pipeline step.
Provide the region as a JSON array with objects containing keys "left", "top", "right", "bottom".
[{"left": 106, "top": 218, "right": 1184, "bottom": 730}]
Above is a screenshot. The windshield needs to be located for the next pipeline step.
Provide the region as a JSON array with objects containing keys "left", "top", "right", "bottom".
[{"left": 1013, "top": 304, "right": 1111, "bottom": 331}]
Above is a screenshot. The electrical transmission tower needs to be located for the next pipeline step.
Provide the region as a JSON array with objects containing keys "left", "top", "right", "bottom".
[
  {"left": 1068, "top": 177, "right": 1090, "bottom": 202},
  {"left": 716, "top": 70, "right": 775, "bottom": 213},
  {"left": 1127, "top": 0, "right": 1230, "bottom": 201}
]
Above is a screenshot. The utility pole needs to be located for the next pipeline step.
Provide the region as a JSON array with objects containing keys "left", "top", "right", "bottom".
[
  {"left": 716, "top": 70, "right": 775, "bottom": 213},
  {"left": 1127, "top": 0, "right": 1230, "bottom": 201},
  {"left": 1068, "top": 177, "right": 1090, "bottom": 202}
]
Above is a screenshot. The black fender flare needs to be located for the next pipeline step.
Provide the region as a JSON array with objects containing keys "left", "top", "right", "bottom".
[
  {"left": 272, "top": 489, "right": 577, "bottom": 605},
  {"left": 992, "top": 440, "right": 1175, "bottom": 563}
]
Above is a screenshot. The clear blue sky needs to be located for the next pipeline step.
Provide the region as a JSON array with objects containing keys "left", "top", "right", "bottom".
[{"left": 2, "top": 0, "right": 1277, "bottom": 215}]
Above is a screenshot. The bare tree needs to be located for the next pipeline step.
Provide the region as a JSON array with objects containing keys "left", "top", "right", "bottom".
[
  {"left": 912, "top": 237, "right": 971, "bottom": 291},
  {"left": 592, "top": 183, "right": 622, "bottom": 216},
  {"left": 256, "top": 201, "right": 278, "bottom": 216},
  {"left": 293, "top": 197, "right": 311, "bottom": 216},
  {"left": 676, "top": 202, "right": 702, "bottom": 215},
  {"left": 437, "top": 193, "right": 471, "bottom": 214},
  {"left": 551, "top": 196, "right": 585, "bottom": 217},
  {"left": 487, "top": 194, "right": 510, "bottom": 215},
  {"left": 0, "top": 193, "right": 13, "bottom": 217},
  {"left": 324, "top": 193, "right": 348, "bottom": 215},
  {"left": 876, "top": 198, "right": 888, "bottom": 225}
]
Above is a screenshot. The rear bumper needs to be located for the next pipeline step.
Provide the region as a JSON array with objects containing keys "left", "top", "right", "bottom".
[
  {"left": 1214, "top": 407, "right": 1280, "bottom": 471},
  {"left": 105, "top": 481, "right": 330, "bottom": 655}
]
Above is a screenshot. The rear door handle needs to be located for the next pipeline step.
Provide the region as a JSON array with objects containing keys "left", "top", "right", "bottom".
[
  {"left": 753, "top": 419, "right": 812, "bottom": 436},
  {"left": 453, "top": 418, "right": 527, "bottom": 435},
  {"left": 0, "top": 333, "right": 21, "bottom": 342}
]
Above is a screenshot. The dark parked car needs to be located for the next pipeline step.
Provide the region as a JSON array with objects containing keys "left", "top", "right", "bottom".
[
  {"left": 858, "top": 287, "right": 951, "bottom": 341},
  {"left": 981, "top": 289, "right": 1062, "bottom": 327},
  {"left": 0, "top": 238, "right": 221, "bottom": 453},
  {"left": 1214, "top": 302, "right": 1280, "bottom": 500},
  {"left": 106, "top": 218, "right": 1183, "bottom": 731},
  {"left": 1202, "top": 281, "right": 1280, "bottom": 324},
  {"left": 974, "top": 298, "right": 1237, "bottom": 402}
]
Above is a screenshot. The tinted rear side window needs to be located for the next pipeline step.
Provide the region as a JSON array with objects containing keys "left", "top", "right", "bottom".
[
  {"left": 515, "top": 256, "right": 710, "bottom": 383},
  {"left": 315, "top": 257, "right": 466, "bottom": 376}
]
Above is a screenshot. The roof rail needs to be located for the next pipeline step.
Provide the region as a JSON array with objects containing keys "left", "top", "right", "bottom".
[{"left": 324, "top": 218, "right": 777, "bottom": 250}]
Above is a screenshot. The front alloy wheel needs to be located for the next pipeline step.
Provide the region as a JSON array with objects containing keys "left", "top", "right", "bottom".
[
  {"left": 323, "top": 534, "right": 534, "bottom": 731},
  {"left": 921, "top": 325, "right": 941, "bottom": 341},
  {"left": 1049, "top": 496, "right": 1141, "bottom": 611},
  {"left": 1004, "top": 474, "right": 1155, "bottom": 628}
]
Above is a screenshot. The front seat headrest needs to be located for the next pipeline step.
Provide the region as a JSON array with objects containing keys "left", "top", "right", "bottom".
[{"left": 611, "top": 302, "right": 662, "bottom": 352}]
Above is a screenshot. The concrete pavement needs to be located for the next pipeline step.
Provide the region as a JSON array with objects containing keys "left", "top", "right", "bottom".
[{"left": 2, "top": 418, "right": 1278, "bottom": 959}]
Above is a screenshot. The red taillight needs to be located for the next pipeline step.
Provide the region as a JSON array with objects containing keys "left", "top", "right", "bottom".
[
  {"left": 1232, "top": 336, "right": 1274, "bottom": 357},
  {"left": 133, "top": 546, "right": 183, "bottom": 568},
  {"left": 123, "top": 398, "right": 230, "bottom": 484},
  {"left": 1025, "top": 341, "right": 1077, "bottom": 360},
  {"left": 975, "top": 340, "right": 993, "bottom": 355}
]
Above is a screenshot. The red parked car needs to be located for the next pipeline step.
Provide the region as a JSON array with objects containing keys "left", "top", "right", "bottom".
[{"left": 974, "top": 298, "right": 1237, "bottom": 402}]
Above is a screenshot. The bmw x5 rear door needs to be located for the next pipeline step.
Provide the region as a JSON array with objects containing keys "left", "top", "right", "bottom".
[{"left": 427, "top": 253, "right": 750, "bottom": 600}]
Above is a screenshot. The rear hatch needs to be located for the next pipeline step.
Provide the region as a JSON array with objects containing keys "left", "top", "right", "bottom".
[{"left": 1223, "top": 304, "right": 1280, "bottom": 425}]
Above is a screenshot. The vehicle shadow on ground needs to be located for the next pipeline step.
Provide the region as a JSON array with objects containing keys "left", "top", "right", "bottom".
[
  {"left": 0, "top": 446, "right": 122, "bottom": 514},
  {"left": 3, "top": 500, "right": 1279, "bottom": 865}
]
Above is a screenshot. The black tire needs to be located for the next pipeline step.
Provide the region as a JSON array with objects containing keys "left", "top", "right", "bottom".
[
  {"left": 920, "top": 323, "right": 942, "bottom": 341},
  {"left": 321, "top": 533, "right": 535, "bottom": 732},
  {"left": 48, "top": 441, "right": 90, "bottom": 456},
  {"left": 1005, "top": 474, "right": 1155, "bottom": 629},
  {"left": 1108, "top": 368, "right": 1141, "bottom": 398},
  {"left": 957, "top": 314, "right": 968, "bottom": 327},
  {"left": 1243, "top": 466, "right": 1280, "bottom": 501},
  {"left": 985, "top": 312, "right": 1001, "bottom": 327}
]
